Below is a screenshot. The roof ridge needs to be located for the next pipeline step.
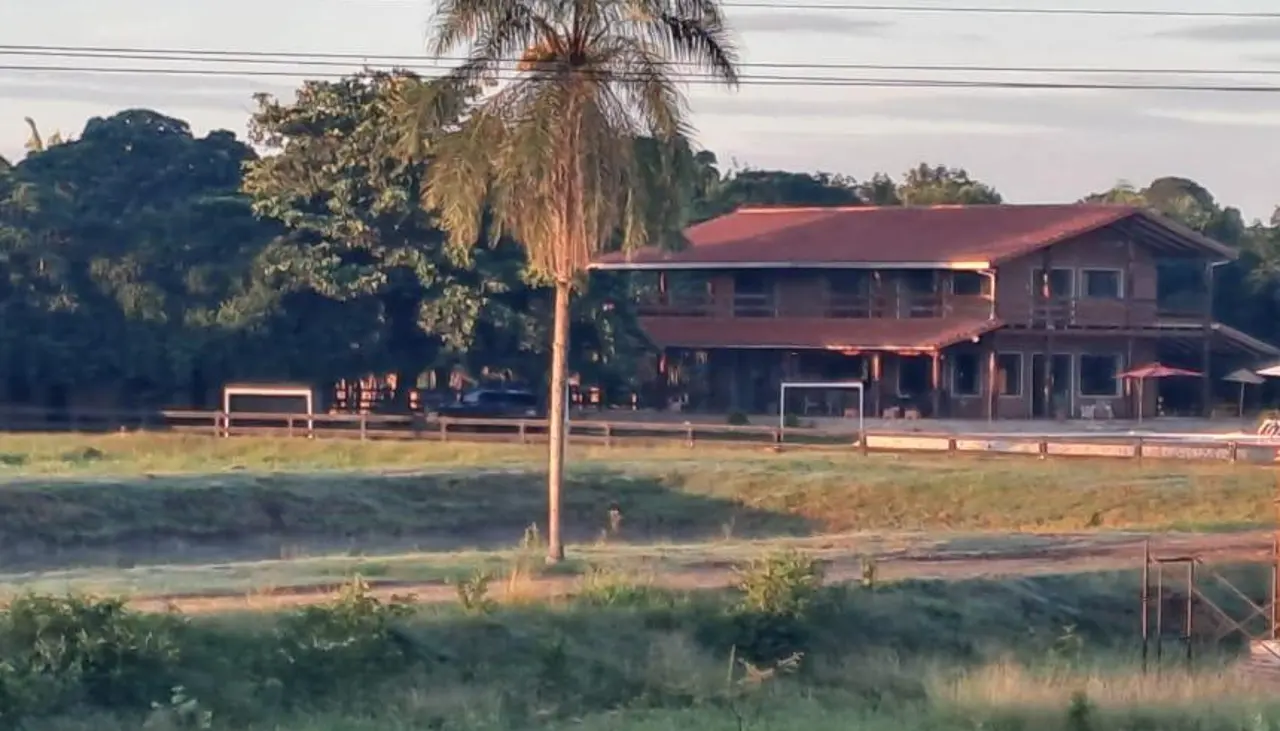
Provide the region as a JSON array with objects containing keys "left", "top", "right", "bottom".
[{"left": 735, "top": 203, "right": 1139, "bottom": 214}]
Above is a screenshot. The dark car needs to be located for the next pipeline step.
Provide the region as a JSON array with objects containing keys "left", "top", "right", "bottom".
[{"left": 435, "top": 388, "right": 543, "bottom": 419}]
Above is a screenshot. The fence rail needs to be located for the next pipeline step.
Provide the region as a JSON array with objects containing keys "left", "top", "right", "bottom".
[{"left": 0, "top": 406, "right": 1278, "bottom": 464}]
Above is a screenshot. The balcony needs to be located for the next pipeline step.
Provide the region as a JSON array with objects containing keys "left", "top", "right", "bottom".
[
  {"left": 637, "top": 291, "right": 993, "bottom": 320},
  {"left": 1021, "top": 295, "right": 1210, "bottom": 330}
]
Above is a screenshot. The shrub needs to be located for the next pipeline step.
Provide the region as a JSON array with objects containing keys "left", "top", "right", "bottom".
[
  {"left": 456, "top": 571, "right": 497, "bottom": 615},
  {"left": 271, "top": 577, "right": 417, "bottom": 701},
  {"left": 726, "top": 412, "right": 750, "bottom": 426},
  {"left": 0, "top": 594, "right": 185, "bottom": 723},
  {"left": 734, "top": 551, "right": 825, "bottom": 617},
  {"left": 700, "top": 552, "right": 827, "bottom": 664}
]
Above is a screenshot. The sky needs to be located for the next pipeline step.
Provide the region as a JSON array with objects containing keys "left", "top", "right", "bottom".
[{"left": 2, "top": 0, "right": 1279, "bottom": 220}]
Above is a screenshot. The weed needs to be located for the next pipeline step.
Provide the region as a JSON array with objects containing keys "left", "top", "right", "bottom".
[
  {"left": 1065, "top": 690, "right": 1095, "bottom": 731},
  {"left": 860, "top": 554, "right": 878, "bottom": 589},
  {"left": 734, "top": 551, "right": 825, "bottom": 617},
  {"left": 143, "top": 686, "right": 213, "bottom": 730},
  {"left": 456, "top": 571, "right": 497, "bottom": 615},
  {"left": 575, "top": 567, "right": 659, "bottom": 608}
]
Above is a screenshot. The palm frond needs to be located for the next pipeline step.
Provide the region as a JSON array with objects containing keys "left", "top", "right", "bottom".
[{"left": 416, "top": 0, "right": 740, "bottom": 278}]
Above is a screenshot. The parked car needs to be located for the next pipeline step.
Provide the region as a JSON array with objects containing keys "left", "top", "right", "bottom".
[{"left": 435, "top": 388, "right": 543, "bottom": 419}]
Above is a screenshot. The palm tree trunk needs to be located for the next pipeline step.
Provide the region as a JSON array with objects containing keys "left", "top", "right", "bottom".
[{"left": 545, "top": 278, "right": 571, "bottom": 564}]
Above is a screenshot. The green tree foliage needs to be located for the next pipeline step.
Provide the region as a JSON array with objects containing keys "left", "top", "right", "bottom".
[
  {"left": 1083, "top": 177, "right": 1278, "bottom": 344},
  {"left": 241, "top": 71, "right": 541, "bottom": 404},
  {"left": 0, "top": 110, "right": 271, "bottom": 408},
  {"left": 894, "top": 163, "right": 1003, "bottom": 205}
]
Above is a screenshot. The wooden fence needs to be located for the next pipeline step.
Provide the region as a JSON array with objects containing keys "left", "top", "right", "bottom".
[{"left": 0, "top": 406, "right": 1278, "bottom": 465}]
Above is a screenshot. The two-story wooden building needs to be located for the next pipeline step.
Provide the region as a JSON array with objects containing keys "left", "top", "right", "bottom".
[{"left": 590, "top": 204, "right": 1279, "bottom": 420}]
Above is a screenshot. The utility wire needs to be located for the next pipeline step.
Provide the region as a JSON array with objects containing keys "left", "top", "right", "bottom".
[
  {"left": 351, "top": 0, "right": 1280, "bottom": 18},
  {"left": 6, "top": 45, "right": 1280, "bottom": 78},
  {"left": 8, "top": 63, "right": 1280, "bottom": 92}
]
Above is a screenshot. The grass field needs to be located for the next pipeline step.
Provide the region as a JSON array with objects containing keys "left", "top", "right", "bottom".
[
  {"left": 0, "top": 433, "right": 1273, "bottom": 573},
  {"left": 2, "top": 433, "right": 1278, "bottom": 729}
]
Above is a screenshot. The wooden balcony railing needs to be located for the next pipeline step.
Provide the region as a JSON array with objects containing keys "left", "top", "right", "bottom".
[
  {"left": 637, "top": 292, "right": 994, "bottom": 320},
  {"left": 1023, "top": 296, "right": 1211, "bottom": 329}
]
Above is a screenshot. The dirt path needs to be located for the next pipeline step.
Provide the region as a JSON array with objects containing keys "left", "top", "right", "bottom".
[{"left": 128, "top": 530, "right": 1276, "bottom": 615}]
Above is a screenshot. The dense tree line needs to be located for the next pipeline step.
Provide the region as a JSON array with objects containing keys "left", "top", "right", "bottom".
[{"left": 0, "top": 73, "right": 1276, "bottom": 412}]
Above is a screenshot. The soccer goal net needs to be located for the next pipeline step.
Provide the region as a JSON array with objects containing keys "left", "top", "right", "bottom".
[{"left": 778, "top": 381, "right": 865, "bottom": 435}]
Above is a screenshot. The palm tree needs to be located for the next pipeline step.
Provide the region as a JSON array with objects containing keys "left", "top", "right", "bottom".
[{"left": 417, "top": 0, "right": 738, "bottom": 562}]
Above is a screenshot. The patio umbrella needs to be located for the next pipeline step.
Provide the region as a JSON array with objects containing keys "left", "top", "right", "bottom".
[
  {"left": 1119, "top": 363, "right": 1201, "bottom": 422},
  {"left": 1223, "top": 368, "right": 1265, "bottom": 416}
]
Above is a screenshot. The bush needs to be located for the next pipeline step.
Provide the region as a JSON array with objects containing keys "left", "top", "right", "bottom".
[
  {"left": 271, "top": 577, "right": 418, "bottom": 702},
  {"left": 734, "top": 551, "right": 825, "bottom": 617},
  {"left": 697, "top": 552, "right": 827, "bottom": 665},
  {"left": 726, "top": 412, "right": 750, "bottom": 426},
  {"left": 0, "top": 594, "right": 185, "bottom": 723}
]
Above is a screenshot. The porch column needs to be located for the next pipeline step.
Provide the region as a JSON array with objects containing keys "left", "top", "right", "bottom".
[
  {"left": 930, "top": 351, "right": 942, "bottom": 418},
  {"left": 1202, "top": 261, "right": 1215, "bottom": 418},
  {"left": 655, "top": 350, "right": 669, "bottom": 410},
  {"left": 986, "top": 345, "right": 998, "bottom": 421},
  {"left": 870, "top": 352, "right": 882, "bottom": 417}
]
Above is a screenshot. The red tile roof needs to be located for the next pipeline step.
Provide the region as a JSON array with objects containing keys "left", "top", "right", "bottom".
[
  {"left": 640, "top": 316, "right": 1002, "bottom": 352},
  {"left": 592, "top": 204, "right": 1230, "bottom": 268}
]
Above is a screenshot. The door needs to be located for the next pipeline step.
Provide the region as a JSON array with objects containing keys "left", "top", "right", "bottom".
[{"left": 1030, "top": 354, "right": 1073, "bottom": 418}]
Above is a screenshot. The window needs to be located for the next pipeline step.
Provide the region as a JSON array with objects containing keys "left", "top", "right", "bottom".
[
  {"left": 950, "top": 353, "right": 981, "bottom": 396},
  {"left": 733, "top": 272, "right": 775, "bottom": 317},
  {"left": 952, "top": 272, "right": 989, "bottom": 297},
  {"left": 1079, "top": 354, "right": 1122, "bottom": 397},
  {"left": 996, "top": 353, "right": 1023, "bottom": 397},
  {"left": 825, "top": 271, "right": 871, "bottom": 318},
  {"left": 1031, "top": 268, "right": 1074, "bottom": 297},
  {"left": 1082, "top": 269, "right": 1123, "bottom": 299}
]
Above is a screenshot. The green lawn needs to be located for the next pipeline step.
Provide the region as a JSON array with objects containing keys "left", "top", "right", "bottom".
[{"left": 0, "top": 434, "right": 1272, "bottom": 569}]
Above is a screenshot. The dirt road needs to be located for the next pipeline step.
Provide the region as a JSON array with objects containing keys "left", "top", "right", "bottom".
[{"left": 128, "top": 530, "right": 1276, "bottom": 615}]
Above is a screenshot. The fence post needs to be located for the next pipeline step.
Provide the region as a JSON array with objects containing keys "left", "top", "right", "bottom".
[
  {"left": 214, "top": 412, "right": 222, "bottom": 437},
  {"left": 359, "top": 414, "right": 368, "bottom": 441},
  {"left": 604, "top": 423, "right": 613, "bottom": 448},
  {"left": 860, "top": 430, "right": 870, "bottom": 456},
  {"left": 1228, "top": 440, "right": 1239, "bottom": 463},
  {"left": 518, "top": 420, "right": 527, "bottom": 444},
  {"left": 1038, "top": 438, "right": 1048, "bottom": 459},
  {"left": 1135, "top": 437, "right": 1144, "bottom": 461},
  {"left": 685, "top": 424, "right": 695, "bottom": 448},
  {"left": 440, "top": 418, "right": 449, "bottom": 442},
  {"left": 287, "top": 416, "right": 294, "bottom": 439},
  {"left": 947, "top": 437, "right": 958, "bottom": 455}
]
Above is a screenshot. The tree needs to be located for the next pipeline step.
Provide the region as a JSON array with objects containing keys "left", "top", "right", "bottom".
[
  {"left": 242, "top": 71, "right": 539, "bottom": 407},
  {"left": 2, "top": 109, "right": 271, "bottom": 408},
  {"left": 696, "top": 169, "right": 860, "bottom": 220},
  {"left": 895, "top": 163, "right": 1002, "bottom": 205},
  {"left": 416, "top": 0, "right": 740, "bottom": 562}
]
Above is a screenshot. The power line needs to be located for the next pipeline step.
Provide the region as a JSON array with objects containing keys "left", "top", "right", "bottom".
[
  {"left": 8, "top": 63, "right": 1280, "bottom": 92},
  {"left": 5, "top": 45, "right": 1280, "bottom": 78},
  {"left": 719, "top": 2, "right": 1280, "bottom": 18},
  {"left": 352, "top": 0, "right": 1280, "bottom": 18}
]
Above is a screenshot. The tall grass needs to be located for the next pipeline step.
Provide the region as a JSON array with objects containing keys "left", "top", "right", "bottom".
[{"left": 9, "top": 558, "right": 1280, "bottom": 731}]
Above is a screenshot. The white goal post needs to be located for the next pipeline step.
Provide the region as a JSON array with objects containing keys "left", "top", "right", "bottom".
[
  {"left": 778, "top": 381, "right": 865, "bottom": 435},
  {"left": 222, "top": 384, "right": 315, "bottom": 436}
]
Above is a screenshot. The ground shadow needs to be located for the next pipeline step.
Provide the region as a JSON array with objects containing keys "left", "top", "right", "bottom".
[{"left": 0, "top": 468, "right": 815, "bottom": 572}]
